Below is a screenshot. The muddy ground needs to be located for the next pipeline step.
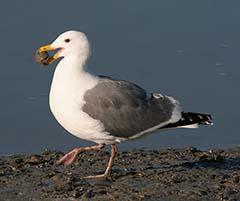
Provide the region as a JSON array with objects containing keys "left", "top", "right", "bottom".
[{"left": 0, "top": 147, "right": 240, "bottom": 201}]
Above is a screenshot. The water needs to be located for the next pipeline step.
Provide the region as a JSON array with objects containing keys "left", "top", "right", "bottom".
[{"left": 0, "top": 1, "right": 240, "bottom": 155}]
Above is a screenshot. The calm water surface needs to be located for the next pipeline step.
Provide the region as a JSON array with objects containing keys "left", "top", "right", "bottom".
[{"left": 0, "top": 1, "right": 240, "bottom": 154}]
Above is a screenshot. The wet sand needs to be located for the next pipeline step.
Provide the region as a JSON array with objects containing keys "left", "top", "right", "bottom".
[{"left": 0, "top": 147, "right": 240, "bottom": 201}]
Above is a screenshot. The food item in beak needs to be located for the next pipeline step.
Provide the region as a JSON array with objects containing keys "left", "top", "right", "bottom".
[{"left": 35, "top": 50, "right": 50, "bottom": 65}]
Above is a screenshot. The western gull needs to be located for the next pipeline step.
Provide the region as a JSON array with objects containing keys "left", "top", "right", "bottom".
[{"left": 36, "top": 30, "right": 213, "bottom": 179}]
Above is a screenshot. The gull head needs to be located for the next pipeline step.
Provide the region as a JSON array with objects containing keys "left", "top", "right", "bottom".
[{"left": 36, "top": 30, "right": 90, "bottom": 65}]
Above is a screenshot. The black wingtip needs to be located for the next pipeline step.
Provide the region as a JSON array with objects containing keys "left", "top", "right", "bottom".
[
  {"left": 198, "top": 113, "right": 213, "bottom": 125},
  {"left": 160, "top": 112, "right": 213, "bottom": 129},
  {"left": 182, "top": 112, "right": 213, "bottom": 125}
]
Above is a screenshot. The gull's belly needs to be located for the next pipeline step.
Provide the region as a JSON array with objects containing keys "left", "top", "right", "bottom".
[{"left": 49, "top": 88, "right": 120, "bottom": 144}]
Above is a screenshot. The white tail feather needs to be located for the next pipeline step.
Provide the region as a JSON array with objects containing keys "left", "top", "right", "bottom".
[{"left": 179, "top": 123, "right": 199, "bottom": 129}]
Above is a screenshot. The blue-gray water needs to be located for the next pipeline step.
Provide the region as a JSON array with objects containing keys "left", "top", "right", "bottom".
[{"left": 0, "top": 1, "right": 240, "bottom": 155}]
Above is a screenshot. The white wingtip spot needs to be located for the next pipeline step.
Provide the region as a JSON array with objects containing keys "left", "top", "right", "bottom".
[
  {"left": 205, "top": 121, "right": 214, "bottom": 125},
  {"left": 198, "top": 114, "right": 203, "bottom": 119}
]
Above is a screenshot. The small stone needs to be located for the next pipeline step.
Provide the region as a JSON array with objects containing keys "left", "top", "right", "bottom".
[
  {"left": 26, "top": 155, "right": 43, "bottom": 165},
  {"left": 233, "top": 176, "right": 239, "bottom": 183},
  {"left": 14, "top": 158, "right": 24, "bottom": 164},
  {"left": 72, "top": 190, "right": 81, "bottom": 198},
  {"left": 84, "top": 189, "right": 95, "bottom": 198},
  {"left": 223, "top": 187, "right": 236, "bottom": 198}
]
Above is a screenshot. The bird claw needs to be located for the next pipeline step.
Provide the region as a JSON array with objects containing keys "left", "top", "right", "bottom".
[
  {"left": 56, "top": 150, "right": 78, "bottom": 166},
  {"left": 85, "top": 173, "right": 108, "bottom": 180}
]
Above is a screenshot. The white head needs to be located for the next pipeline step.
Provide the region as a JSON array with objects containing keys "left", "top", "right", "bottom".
[
  {"left": 51, "top": 30, "right": 90, "bottom": 58},
  {"left": 37, "top": 30, "right": 90, "bottom": 65}
]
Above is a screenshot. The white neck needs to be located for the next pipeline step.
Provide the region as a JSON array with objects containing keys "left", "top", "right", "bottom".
[
  {"left": 53, "top": 54, "right": 96, "bottom": 84},
  {"left": 59, "top": 53, "right": 88, "bottom": 73},
  {"left": 49, "top": 55, "right": 99, "bottom": 110}
]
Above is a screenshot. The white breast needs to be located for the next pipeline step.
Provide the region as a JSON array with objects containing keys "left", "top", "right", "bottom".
[{"left": 49, "top": 58, "right": 121, "bottom": 144}]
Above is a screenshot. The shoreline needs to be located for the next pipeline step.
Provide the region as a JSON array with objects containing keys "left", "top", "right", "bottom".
[{"left": 0, "top": 147, "right": 240, "bottom": 200}]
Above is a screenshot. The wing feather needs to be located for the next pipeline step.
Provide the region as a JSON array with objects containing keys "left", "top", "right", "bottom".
[{"left": 82, "top": 77, "right": 180, "bottom": 138}]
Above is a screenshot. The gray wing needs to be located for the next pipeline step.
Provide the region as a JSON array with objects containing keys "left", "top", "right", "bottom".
[{"left": 82, "top": 76, "right": 179, "bottom": 138}]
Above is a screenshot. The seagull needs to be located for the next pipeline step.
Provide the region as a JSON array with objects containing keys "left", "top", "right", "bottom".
[{"left": 36, "top": 30, "right": 213, "bottom": 179}]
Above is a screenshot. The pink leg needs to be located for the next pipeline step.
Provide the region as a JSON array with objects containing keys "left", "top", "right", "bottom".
[
  {"left": 56, "top": 144, "right": 105, "bottom": 166},
  {"left": 85, "top": 144, "right": 117, "bottom": 179}
]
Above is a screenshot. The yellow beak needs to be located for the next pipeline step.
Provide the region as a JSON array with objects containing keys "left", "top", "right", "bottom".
[{"left": 36, "top": 44, "right": 60, "bottom": 65}]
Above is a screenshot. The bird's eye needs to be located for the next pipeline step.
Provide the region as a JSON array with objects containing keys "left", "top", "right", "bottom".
[{"left": 64, "top": 38, "right": 71, "bottom": 43}]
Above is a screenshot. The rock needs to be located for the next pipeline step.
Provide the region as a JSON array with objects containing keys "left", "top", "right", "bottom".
[{"left": 25, "top": 155, "right": 44, "bottom": 165}]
